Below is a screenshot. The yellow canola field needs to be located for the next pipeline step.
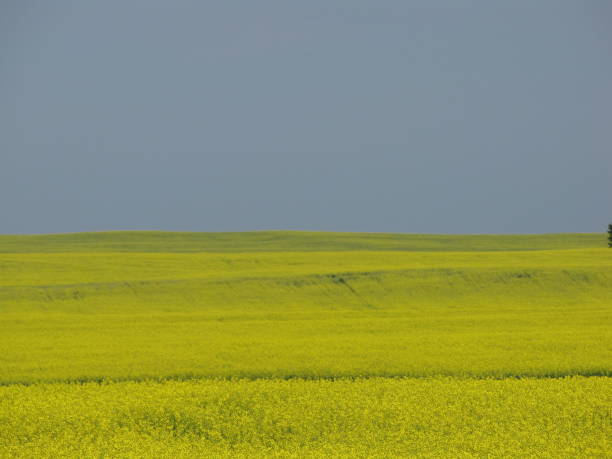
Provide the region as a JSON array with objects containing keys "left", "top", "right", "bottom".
[
  {"left": 0, "top": 232, "right": 610, "bottom": 457},
  {"left": 1, "top": 377, "right": 609, "bottom": 458}
]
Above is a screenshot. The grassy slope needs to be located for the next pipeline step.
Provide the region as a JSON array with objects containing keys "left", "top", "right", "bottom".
[{"left": 0, "top": 232, "right": 610, "bottom": 383}]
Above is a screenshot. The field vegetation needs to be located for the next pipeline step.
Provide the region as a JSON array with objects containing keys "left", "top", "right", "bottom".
[{"left": 0, "top": 231, "right": 610, "bottom": 457}]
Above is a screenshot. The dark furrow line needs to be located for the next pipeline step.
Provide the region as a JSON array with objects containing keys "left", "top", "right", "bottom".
[{"left": 1, "top": 371, "right": 610, "bottom": 388}]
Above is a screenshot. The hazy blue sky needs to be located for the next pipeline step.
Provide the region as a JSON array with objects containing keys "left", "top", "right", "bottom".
[{"left": 2, "top": 0, "right": 611, "bottom": 234}]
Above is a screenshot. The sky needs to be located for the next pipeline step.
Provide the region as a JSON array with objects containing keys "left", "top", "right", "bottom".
[{"left": 1, "top": 0, "right": 611, "bottom": 234}]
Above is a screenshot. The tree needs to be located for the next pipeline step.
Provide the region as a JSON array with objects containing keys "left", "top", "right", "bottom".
[{"left": 609, "top": 223, "right": 612, "bottom": 248}]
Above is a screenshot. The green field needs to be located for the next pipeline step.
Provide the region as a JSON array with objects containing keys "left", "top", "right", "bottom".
[{"left": 0, "top": 231, "right": 610, "bottom": 457}]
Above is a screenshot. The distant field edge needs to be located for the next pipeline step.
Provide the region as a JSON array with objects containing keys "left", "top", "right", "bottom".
[{"left": 0, "top": 230, "right": 606, "bottom": 253}]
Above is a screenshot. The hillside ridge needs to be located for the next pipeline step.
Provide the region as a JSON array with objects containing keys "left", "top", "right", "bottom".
[{"left": 0, "top": 230, "right": 605, "bottom": 253}]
